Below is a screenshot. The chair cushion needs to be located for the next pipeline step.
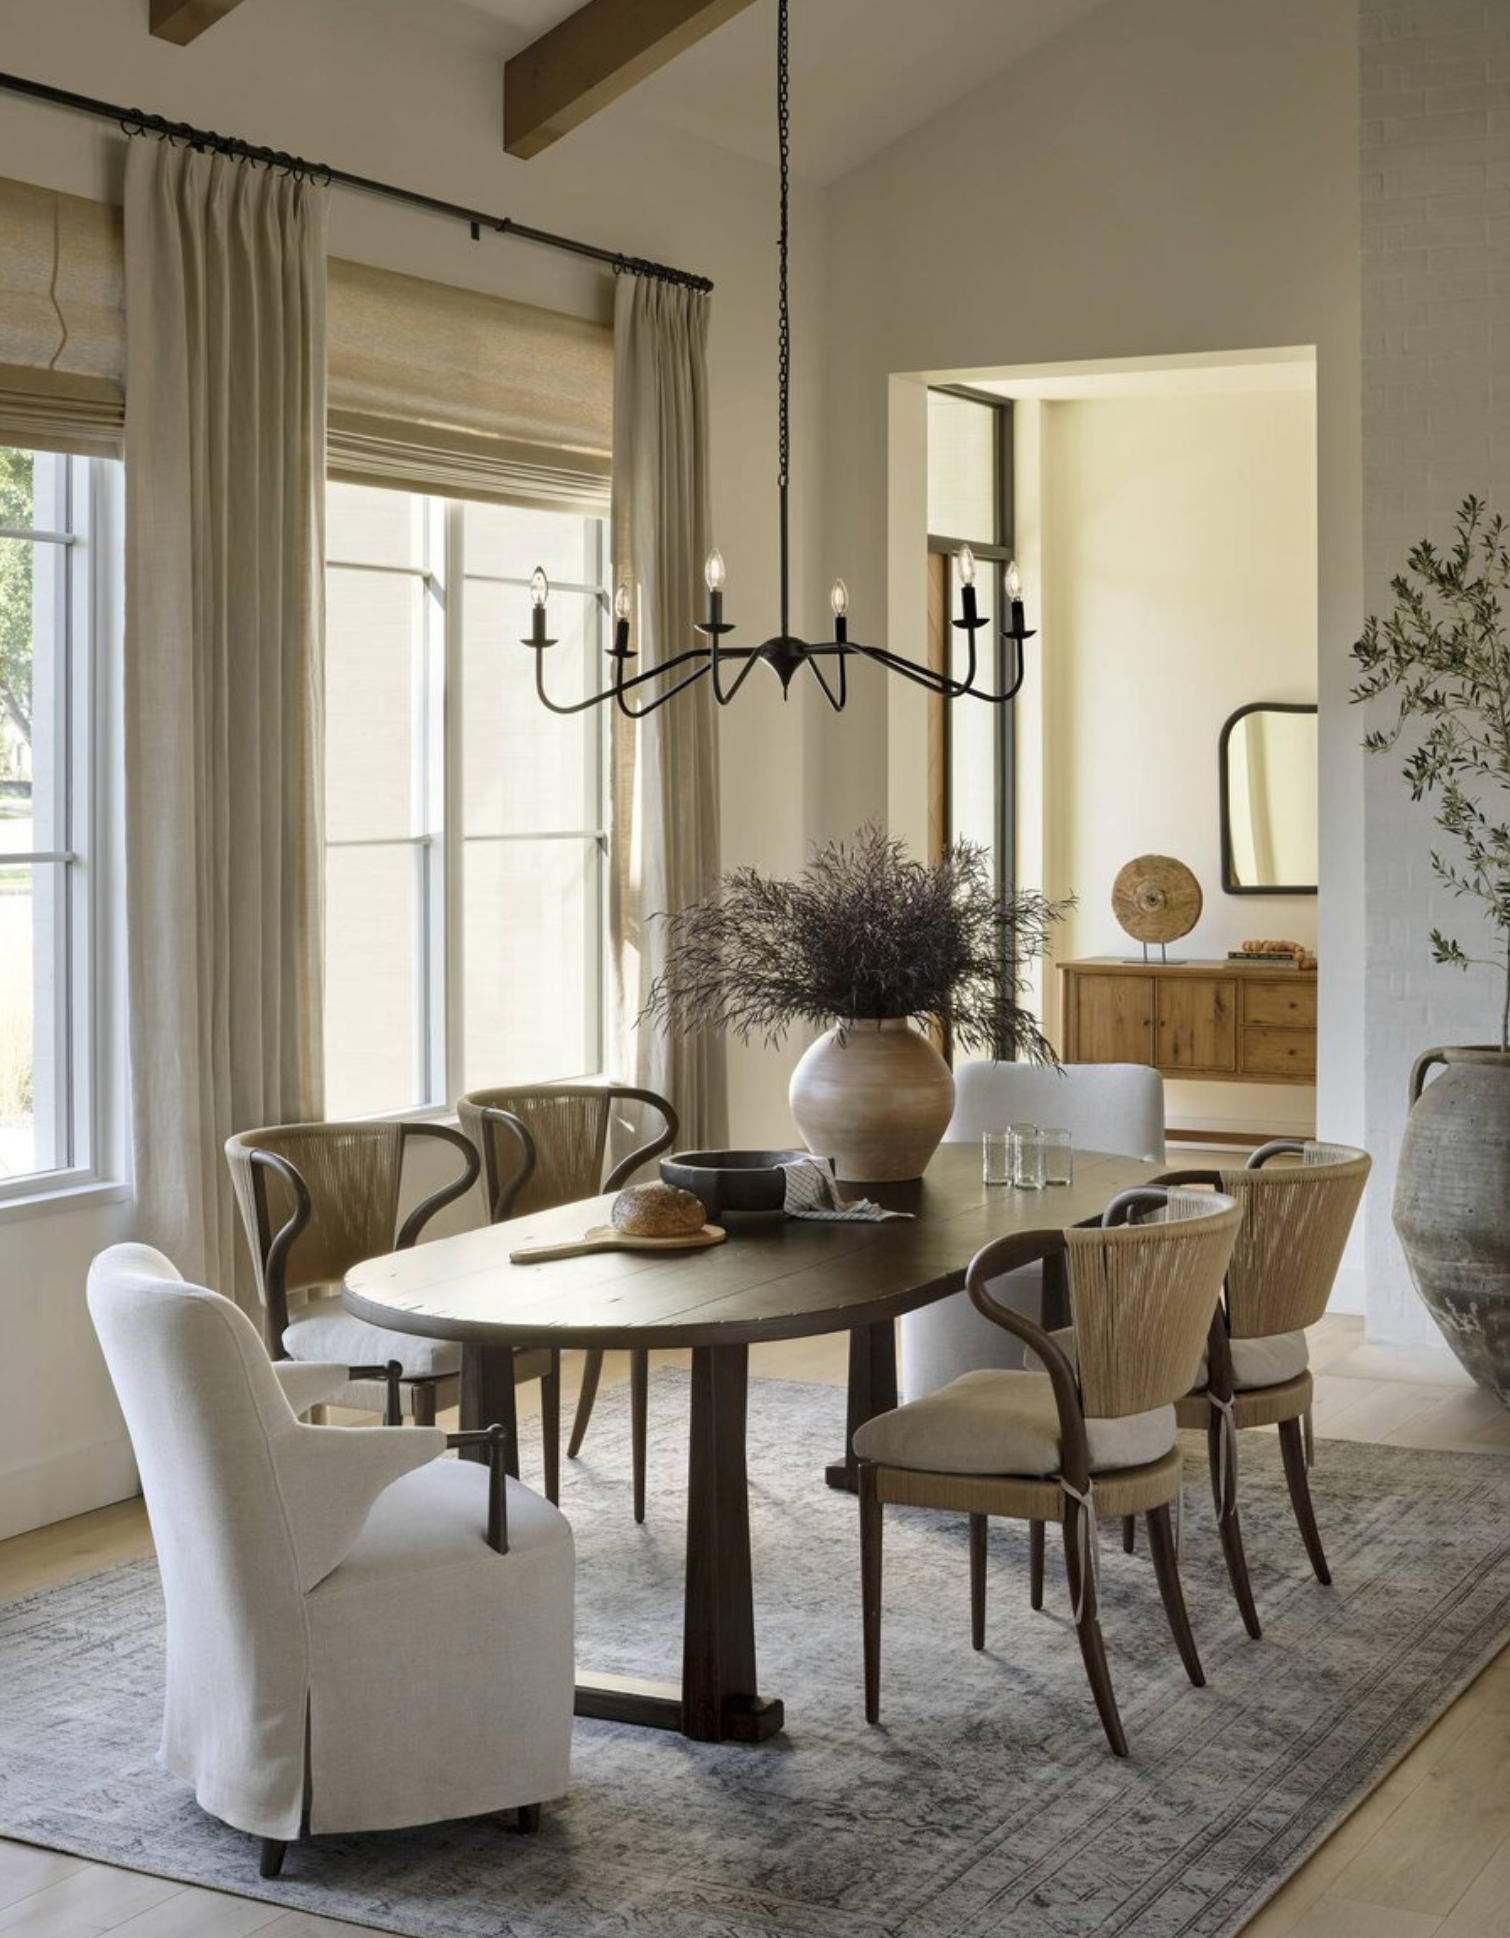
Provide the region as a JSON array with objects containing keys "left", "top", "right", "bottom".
[
  {"left": 852, "top": 1367, "right": 1176, "bottom": 1477},
  {"left": 283, "top": 1297, "right": 461, "bottom": 1380},
  {"left": 1199, "top": 1328, "right": 1310, "bottom": 1392}
]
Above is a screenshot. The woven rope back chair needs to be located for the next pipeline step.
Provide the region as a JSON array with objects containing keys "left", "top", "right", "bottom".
[
  {"left": 1148, "top": 1140, "right": 1370, "bottom": 1637},
  {"left": 226, "top": 1121, "right": 561, "bottom": 1501},
  {"left": 456, "top": 1082, "right": 679, "bottom": 1524},
  {"left": 853, "top": 1188, "right": 1241, "bottom": 1757}
]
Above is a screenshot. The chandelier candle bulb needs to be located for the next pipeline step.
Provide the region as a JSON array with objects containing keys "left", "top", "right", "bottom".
[
  {"left": 831, "top": 578, "right": 849, "bottom": 645},
  {"left": 1005, "top": 559, "right": 1026, "bottom": 638},
  {"left": 529, "top": 566, "right": 550, "bottom": 645},
  {"left": 957, "top": 544, "right": 978, "bottom": 627},
  {"left": 612, "top": 583, "right": 633, "bottom": 659},
  {"left": 704, "top": 547, "right": 726, "bottom": 630}
]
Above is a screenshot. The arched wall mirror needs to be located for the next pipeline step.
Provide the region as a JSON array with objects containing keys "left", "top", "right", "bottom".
[{"left": 1219, "top": 702, "right": 1318, "bottom": 895}]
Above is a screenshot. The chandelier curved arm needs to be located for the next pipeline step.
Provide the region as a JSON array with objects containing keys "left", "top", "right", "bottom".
[
  {"left": 711, "top": 640, "right": 763, "bottom": 709},
  {"left": 804, "top": 644, "right": 848, "bottom": 712},
  {"left": 612, "top": 658, "right": 716, "bottom": 719},
  {"left": 844, "top": 640, "right": 976, "bottom": 699},
  {"left": 529, "top": 642, "right": 714, "bottom": 717}
]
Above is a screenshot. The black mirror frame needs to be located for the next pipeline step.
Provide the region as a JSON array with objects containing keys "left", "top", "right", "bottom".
[{"left": 1218, "top": 701, "right": 1319, "bottom": 896}]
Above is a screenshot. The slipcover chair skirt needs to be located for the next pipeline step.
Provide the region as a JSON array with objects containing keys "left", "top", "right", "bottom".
[{"left": 87, "top": 1245, "right": 574, "bottom": 1846}]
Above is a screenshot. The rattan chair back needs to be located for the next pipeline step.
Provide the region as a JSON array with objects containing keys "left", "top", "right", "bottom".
[
  {"left": 1065, "top": 1192, "right": 1243, "bottom": 1419},
  {"left": 1217, "top": 1142, "right": 1370, "bottom": 1339},
  {"left": 457, "top": 1083, "right": 678, "bottom": 1222}
]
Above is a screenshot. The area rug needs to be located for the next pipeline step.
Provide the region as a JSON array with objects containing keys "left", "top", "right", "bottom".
[{"left": 4, "top": 1374, "right": 1510, "bottom": 1938}]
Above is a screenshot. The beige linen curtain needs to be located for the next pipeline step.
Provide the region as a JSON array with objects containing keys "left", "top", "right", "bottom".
[
  {"left": 124, "top": 140, "right": 328, "bottom": 1306},
  {"left": 610, "top": 273, "right": 728, "bottom": 1148}
]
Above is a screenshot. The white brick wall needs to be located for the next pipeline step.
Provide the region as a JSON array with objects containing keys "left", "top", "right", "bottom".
[{"left": 1361, "top": 0, "right": 1510, "bottom": 1344}]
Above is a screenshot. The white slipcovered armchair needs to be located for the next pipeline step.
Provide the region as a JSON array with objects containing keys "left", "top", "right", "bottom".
[
  {"left": 901, "top": 1062, "right": 1166, "bottom": 1399},
  {"left": 87, "top": 1244, "right": 575, "bottom": 1879}
]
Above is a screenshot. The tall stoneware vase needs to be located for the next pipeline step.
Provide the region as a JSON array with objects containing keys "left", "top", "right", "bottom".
[
  {"left": 788, "top": 1017, "right": 955, "bottom": 1183},
  {"left": 1394, "top": 1046, "right": 1510, "bottom": 1406}
]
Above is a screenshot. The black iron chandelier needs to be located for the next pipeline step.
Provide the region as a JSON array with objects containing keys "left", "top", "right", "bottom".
[{"left": 522, "top": 0, "right": 1036, "bottom": 718}]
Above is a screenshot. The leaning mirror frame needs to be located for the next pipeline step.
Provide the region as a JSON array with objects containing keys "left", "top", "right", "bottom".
[{"left": 1218, "top": 701, "right": 1319, "bottom": 896}]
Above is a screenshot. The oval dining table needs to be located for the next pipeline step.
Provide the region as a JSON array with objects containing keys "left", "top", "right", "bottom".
[{"left": 344, "top": 1142, "right": 1164, "bottom": 1746}]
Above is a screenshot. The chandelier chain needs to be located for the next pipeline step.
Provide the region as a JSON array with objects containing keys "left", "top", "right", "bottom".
[{"left": 777, "top": 0, "right": 791, "bottom": 496}]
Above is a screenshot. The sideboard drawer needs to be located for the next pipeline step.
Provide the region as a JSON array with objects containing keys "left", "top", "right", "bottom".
[
  {"left": 1242, "top": 980, "right": 1318, "bottom": 1029},
  {"left": 1240, "top": 1027, "right": 1317, "bottom": 1080}
]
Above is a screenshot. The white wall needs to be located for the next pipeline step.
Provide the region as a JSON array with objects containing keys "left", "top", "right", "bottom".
[
  {"left": 1034, "top": 387, "right": 1319, "bottom": 1136},
  {"left": 819, "top": 0, "right": 1364, "bottom": 1187},
  {"left": 0, "top": 0, "right": 833, "bottom": 1535}
]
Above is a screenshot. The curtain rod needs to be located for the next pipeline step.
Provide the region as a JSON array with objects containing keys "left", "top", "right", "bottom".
[{"left": 0, "top": 68, "right": 714, "bottom": 294}]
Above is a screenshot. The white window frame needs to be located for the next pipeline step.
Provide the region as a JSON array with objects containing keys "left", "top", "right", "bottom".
[
  {"left": 324, "top": 492, "right": 609, "bottom": 1118},
  {"left": 0, "top": 449, "right": 113, "bottom": 1205}
]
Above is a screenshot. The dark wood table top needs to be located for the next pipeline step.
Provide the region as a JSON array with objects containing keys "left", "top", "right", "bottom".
[{"left": 344, "top": 1144, "right": 1165, "bottom": 1350}]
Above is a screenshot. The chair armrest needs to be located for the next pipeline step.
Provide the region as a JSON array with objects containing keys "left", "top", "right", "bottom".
[
  {"left": 348, "top": 1360, "right": 405, "bottom": 1426},
  {"left": 966, "top": 1229, "right": 1091, "bottom": 1490},
  {"left": 272, "top": 1360, "right": 354, "bottom": 1419},
  {"left": 476, "top": 1107, "right": 537, "bottom": 1222},
  {"left": 398, "top": 1122, "right": 483, "bottom": 1247},
  {"left": 1247, "top": 1139, "right": 1306, "bottom": 1169},
  {"left": 275, "top": 1421, "right": 447, "bottom": 1591},
  {"left": 1101, "top": 1187, "right": 1170, "bottom": 1227},
  {"left": 446, "top": 1423, "right": 513, "bottom": 1553},
  {"left": 246, "top": 1147, "right": 312, "bottom": 1345},
  {"left": 1152, "top": 1168, "right": 1224, "bottom": 1189},
  {"left": 603, "top": 1088, "right": 682, "bottom": 1193}
]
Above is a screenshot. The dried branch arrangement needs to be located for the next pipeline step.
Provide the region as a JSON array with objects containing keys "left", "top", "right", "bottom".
[{"left": 642, "top": 824, "right": 1071, "bottom": 1060}]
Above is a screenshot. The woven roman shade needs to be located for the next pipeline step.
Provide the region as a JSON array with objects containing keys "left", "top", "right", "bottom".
[
  {"left": 326, "top": 258, "right": 611, "bottom": 512},
  {"left": 0, "top": 173, "right": 611, "bottom": 501},
  {"left": 0, "top": 174, "right": 125, "bottom": 456}
]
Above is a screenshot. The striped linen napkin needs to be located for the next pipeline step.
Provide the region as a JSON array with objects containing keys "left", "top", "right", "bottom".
[{"left": 780, "top": 1154, "right": 915, "bottom": 1221}]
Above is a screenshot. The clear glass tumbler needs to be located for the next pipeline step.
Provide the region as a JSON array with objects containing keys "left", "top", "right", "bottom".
[
  {"left": 1010, "top": 1123, "right": 1044, "bottom": 1189},
  {"left": 982, "top": 1129, "right": 1012, "bottom": 1186},
  {"left": 1042, "top": 1128, "right": 1073, "bottom": 1186}
]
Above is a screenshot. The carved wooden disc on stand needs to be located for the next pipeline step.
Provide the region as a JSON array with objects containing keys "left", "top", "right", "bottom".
[{"left": 1112, "top": 855, "right": 1203, "bottom": 947}]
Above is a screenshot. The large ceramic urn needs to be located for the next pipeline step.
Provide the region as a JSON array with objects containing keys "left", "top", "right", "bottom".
[
  {"left": 788, "top": 1017, "right": 955, "bottom": 1183},
  {"left": 1394, "top": 1046, "right": 1510, "bottom": 1405}
]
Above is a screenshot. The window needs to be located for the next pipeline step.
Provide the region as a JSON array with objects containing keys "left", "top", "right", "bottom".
[
  {"left": 0, "top": 446, "right": 106, "bottom": 1196},
  {"left": 926, "top": 388, "right": 1015, "bottom": 895},
  {"left": 324, "top": 484, "right": 608, "bottom": 1118}
]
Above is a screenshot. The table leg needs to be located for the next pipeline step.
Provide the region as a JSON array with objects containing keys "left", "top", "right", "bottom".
[
  {"left": 574, "top": 1340, "right": 783, "bottom": 1744},
  {"left": 826, "top": 1321, "right": 898, "bottom": 1493},
  {"left": 460, "top": 1343, "right": 520, "bottom": 1475}
]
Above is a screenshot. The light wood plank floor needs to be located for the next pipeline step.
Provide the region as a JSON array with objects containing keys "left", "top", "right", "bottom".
[{"left": 1, "top": 1318, "right": 1508, "bottom": 1937}]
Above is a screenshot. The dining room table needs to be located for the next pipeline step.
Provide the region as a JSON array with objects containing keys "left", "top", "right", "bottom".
[{"left": 343, "top": 1142, "right": 1166, "bottom": 1746}]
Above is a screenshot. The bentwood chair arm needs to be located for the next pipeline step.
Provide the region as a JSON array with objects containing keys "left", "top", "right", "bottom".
[
  {"left": 445, "top": 1423, "right": 513, "bottom": 1553},
  {"left": 965, "top": 1229, "right": 1093, "bottom": 1492},
  {"left": 245, "top": 1147, "right": 313, "bottom": 1350},
  {"left": 1101, "top": 1187, "right": 1173, "bottom": 1228},
  {"left": 1151, "top": 1168, "right": 1224, "bottom": 1190},
  {"left": 1247, "top": 1139, "right": 1307, "bottom": 1169},
  {"left": 602, "top": 1088, "right": 681, "bottom": 1193},
  {"left": 396, "top": 1123, "right": 483, "bottom": 1249},
  {"left": 474, "top": 1107, "right": 538, "bottom": 1223}
]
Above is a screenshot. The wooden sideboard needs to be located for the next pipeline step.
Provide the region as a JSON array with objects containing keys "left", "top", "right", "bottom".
[{"left": 1059, "top": 958, "right": 1317, "bottom": 1085}]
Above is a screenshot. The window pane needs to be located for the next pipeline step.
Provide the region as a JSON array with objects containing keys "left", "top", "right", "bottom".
[
  {"left": 325, "top": 843, "right": 424, "bottom": 1116},
  {"left": 327, "top": 481, "right": 428, "bottom": 571},
  {"left": 463, "top": 836, "right": 597, "bottom": 1086},
  {"left": 463, "top": 501, "right": 596, "bottom": 589},
  {"left": 0, "top": 860, "right": 66, "bottom": 1180},
  {"left": 325, "top": 567, "right": 426, "bottom": 843},
  {"left": 463, "top": 580, "right": 600, "bottom": 836},
  {"left": 0, "top": 445, "right": 35, "bottom": 529},
  {"left": 928, "top": 391, "right": 996, "bottom": 543}
]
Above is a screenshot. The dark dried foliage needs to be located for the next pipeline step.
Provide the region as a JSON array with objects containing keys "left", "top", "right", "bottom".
[{"left": 643, "top": 825, "right": 1071, "bottom": 1061}]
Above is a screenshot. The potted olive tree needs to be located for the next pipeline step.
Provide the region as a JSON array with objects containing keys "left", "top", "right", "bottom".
[
  {"left": 1352, "top": 495, "right": 1510, "bottom": 1400},
  {"left": 643, "top": 825, "right": 1068, "bottom": 1181}
]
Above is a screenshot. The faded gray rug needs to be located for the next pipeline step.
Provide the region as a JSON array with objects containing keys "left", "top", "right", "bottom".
[{"left": 4, "top": 1373, "right": 1510, "bottom": 1938}]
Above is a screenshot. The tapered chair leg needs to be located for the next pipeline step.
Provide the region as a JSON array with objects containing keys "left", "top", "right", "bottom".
[
  {"left": 860, "top": 1463, "right": 883, "bottom": 1723},
  {"left": 1029, "top": 1519, "right": 1045, "bottom": 1610},
  {"left": 969, "top": 1513, "right": 987, "bottom": 1650},
  {"left": 1207, "top": 1407, "right": 1262, "bottom": 1638},
  {"left": 540, "top": 1351, "right": 561, "bottom": 1504},
  {"left": 516, "top": 1803, "right": 542, "bottom": 1834},
  {"left": 1279, "top": 1414, "right": 1331, "bottom": 1585},
  {"left": 1146, "top": 1501, "right": 1205, "bottom": 1686},
  {"left": 567, "top": 1349, "right": 604, "bottom": 1459},
  {"left": 259, "top": 1838, "right": 287, "bottom": 1879},
  {"left": 630, "top": 1349, "right": 649, "bottom": 1524},
  {"left": 1122, "top": 1514, "right": 1137, "bottom": 1554},
  {"left": 1063, "top": 1499, "right": 1126, "bottom": 1756}
]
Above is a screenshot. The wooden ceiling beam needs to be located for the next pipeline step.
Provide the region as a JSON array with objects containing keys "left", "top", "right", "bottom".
[
  {"left": 149, "top": 0, "right": 251, "bottom": 47},
  {"left": 504, "top": 0, "right": 758, "bottom": 160}
]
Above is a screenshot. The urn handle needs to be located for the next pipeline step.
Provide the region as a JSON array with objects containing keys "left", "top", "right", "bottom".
[{"left": 1408, "top": 1047, "right": 1452, "bottom": 1106}]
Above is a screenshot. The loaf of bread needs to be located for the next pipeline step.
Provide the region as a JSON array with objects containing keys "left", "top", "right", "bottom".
[{"left": 610, "top": 1181, "right": 707, "bottom": 1237}]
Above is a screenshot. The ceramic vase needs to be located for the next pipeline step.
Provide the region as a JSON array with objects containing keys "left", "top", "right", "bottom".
[
  {"left": 1394, "top": 1045, "right": 1510, "bottom": 1406},
  {"left": 788, "top": 1017, "right": 955, "bottom": 1183}
]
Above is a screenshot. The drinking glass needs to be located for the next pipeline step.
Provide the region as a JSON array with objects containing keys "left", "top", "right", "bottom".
[
  {"left": 1010, "top": 1123, "right": 1044, "bottom": 1190},
  {"left": 1042, "top": 1128, "right": 1073, "bottom": 1186},
  {"left": 982, "top": 1130, "right": 1012, "bottom": 1186}
]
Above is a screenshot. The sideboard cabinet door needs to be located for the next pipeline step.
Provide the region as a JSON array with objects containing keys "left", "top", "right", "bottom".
[
  {"left": 1156, "top": 977, "right": 1237, "bottom": 1073},
  {"left": 1067, "top": 972, "right": 1154, "bottom": 1065}
]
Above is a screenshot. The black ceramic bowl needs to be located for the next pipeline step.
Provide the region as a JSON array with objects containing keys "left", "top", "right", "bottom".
[{"left": 659, "top": 1149, "right": 808, "bottom": 1218}]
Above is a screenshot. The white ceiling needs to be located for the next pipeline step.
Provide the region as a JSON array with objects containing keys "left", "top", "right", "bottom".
[{"left": 449, "top": 0, "right": 1108, "bottom": 184}]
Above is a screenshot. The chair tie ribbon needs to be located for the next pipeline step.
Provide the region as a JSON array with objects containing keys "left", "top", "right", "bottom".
[
  {"left": 1210, "top": 1391, "right": 1239, "bottom": 1519},
  {"left": 1060, "top": 1476, "right": 1099, "bottom": 1626}
]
